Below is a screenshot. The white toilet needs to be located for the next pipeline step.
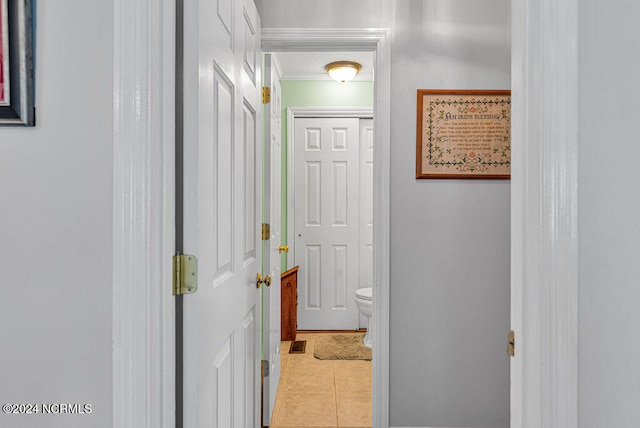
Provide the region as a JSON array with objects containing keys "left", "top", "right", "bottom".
[{"left": 354, "top": 287, "right": 373, "bottom": 348}]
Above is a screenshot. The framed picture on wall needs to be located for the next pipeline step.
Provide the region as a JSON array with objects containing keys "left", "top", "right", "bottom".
[
  {"left": 416, "top": 89, "right": 510, "bottom": 179},
  {"left": 0, "top": 0, "right": 35, "bottom": 126},
  {"left": 0, "top": 0, "right": 9, "bottom": 107}
]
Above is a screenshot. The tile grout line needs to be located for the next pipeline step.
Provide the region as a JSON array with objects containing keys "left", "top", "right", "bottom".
[{"left": 333, "top": 360, "right": 339, "bottom": 427}]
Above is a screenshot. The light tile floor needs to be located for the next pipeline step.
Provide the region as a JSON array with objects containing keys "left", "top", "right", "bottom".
[{"left": 268, "top": 332, "right": 372, "bottom": 428}]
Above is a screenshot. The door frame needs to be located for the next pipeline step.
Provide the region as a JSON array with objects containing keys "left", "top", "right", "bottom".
[
  {"left": 112, "top": 0, "right": 176, "bottom": 426},
  {"left": 263, "top": 52, "right": 284, "bottom": 426},
  {"left": 110, "top": 5, "right": 580, "bottom": 427},
  {"left": 262, "top": 28, "right": 392, "bottom": 427},
  {"left": 286, "top": 107, "right": 374, "bottom": 275},
  {"left": 510, "top": 0, "right": 579, "bottom": 426}
]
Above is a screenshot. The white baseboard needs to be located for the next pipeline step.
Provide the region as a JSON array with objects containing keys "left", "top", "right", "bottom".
[{"left": 392, "top": 426, "right": 507, "bottom": 428}]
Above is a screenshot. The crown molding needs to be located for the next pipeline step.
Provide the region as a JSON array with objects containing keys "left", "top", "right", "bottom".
[{"left": 279, "top": 71, "right": 374, "bottom": 81}]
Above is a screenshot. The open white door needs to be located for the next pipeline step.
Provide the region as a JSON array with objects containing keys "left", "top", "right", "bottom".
[
  {"left": 262, "top": 53, "right": 283, "bottom": 426},
  {"left": 181, "top": 0, "right": 262, "bottom": 426}
]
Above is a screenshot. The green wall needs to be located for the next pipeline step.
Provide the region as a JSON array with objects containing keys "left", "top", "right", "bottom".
[{"left": 280, "top": 80, "right": 374, "bottom": 271}]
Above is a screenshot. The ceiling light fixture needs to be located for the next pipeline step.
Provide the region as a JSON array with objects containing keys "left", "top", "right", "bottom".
[{"left": 325, "top": 61, "right": 362, "bottom": 83}]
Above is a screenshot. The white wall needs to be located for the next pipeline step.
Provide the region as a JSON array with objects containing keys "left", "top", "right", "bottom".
[
  {"left": 0, "top": 1, "right": 114, "bottom": 427},
  {"left": 578, "top": 1, "right": 640, "bottom": 426},
  {"left": 257, "top": 1, "right": 511, "bottom": 426}
]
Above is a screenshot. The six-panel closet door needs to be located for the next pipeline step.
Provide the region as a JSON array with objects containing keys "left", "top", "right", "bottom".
[{"left": 293, "top": 117, "right": 372, "bottom": 330}]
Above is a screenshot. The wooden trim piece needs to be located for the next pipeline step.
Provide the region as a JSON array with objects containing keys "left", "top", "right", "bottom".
[
  {"left": 288, "top": 107, "right": 374, "bottom": 118},
  {"left": 281, "top": 266, "right": 299, "bottom": 341},
  {"left": 281, "top": 265, "right": 299, "bottom": 277},
  {"left": 112, "top": 0, "right": 176, "bottom": 426},
  {"left": 262, "top": 28, "right": 390, "bottom": 52},
  {"left": 511, "top": 0, "right": 578, "bottom": 426},
  {"left": 372, "top": 30, "right": 392, "bottom": 428}
]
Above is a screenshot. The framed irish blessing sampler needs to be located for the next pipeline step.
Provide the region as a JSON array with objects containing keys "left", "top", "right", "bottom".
[{"left": 416, "top": 89, "right": 510, "bottom": 179}]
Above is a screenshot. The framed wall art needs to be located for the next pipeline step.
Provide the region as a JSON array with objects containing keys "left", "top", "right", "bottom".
[
  {"left": 0, "top": 0, "right": 35, "bottom": 126},
  {"left": 416, "top": 89, "right": 510, "bottom": 179}
]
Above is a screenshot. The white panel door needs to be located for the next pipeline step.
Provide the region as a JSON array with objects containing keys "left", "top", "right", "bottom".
[
  {"left": 358, "top": 119, "right": 374, "bottom": 328},
  {"left": 262, "top": 53, "right": 282, "bottom": 426},
  {"left": 182, "top": 0, "right": 261, "bottom": 427},
  {"left": 294, "top": 117, "right": 360, "bottom": 330}
]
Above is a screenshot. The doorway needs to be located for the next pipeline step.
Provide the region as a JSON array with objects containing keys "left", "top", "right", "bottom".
[
  {"left": 113, "top": 3, "right": 580, "bottom": 427},
  {"left": 264, "top": 52, "right": 376, "bottom": 427}
]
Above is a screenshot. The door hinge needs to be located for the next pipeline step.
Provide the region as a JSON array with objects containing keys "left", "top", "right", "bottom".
[
  {"left": 262, "top": 86, "right": 271, "bottom": 104},
  {"left": 508, "top": 330, "right": 515, "bottom": 357},
  {"left": 262, "top": 223, "right": 270, "bottom": 240},
  {"left": 173, "top": 254, "right": 198, "bottom": 295},
  {"left": 262, "top": 360, "right": 270, "bottom": 377}
]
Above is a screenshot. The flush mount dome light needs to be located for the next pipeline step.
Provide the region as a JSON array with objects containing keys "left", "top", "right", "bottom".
[{"left": 325, "top": 61, "right": 362, "bottom": 83}]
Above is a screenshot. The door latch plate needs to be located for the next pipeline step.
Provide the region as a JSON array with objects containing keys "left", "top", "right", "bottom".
[{"left": 508, "top": 330, "right": 515, "bottom": 357}]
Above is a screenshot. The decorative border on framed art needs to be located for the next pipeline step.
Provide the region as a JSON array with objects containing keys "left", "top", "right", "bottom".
[
  {"left": 0, "top": 0, "right": 35, "bottom": 126},
  {"left": 416, "top": 89, "right": 510, "bottom": 179}
]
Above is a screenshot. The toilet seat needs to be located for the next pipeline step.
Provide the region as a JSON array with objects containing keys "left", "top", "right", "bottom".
[{"left": 355, "top": 287, "right": 372, "bottom": 301}]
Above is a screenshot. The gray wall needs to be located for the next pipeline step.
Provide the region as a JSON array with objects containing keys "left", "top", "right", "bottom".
[
  {"left": 389, "top": 2, "right": 510, "bottom": 427},
  {"left": 578, "top": 0, "right": 640, "bottom": 426},
  {"left": 257, "top": 1, "right": 511, "bottom": 426},
  {"left": 0, "top": 1, "right": 114, "bottom": 427},
  {"left": 256, "top": 0, "right": 388, "bottom": 28}
]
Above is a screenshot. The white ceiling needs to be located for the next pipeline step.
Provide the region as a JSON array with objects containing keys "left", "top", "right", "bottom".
[{"left": 274, "top": 52, "right": 374, "bottom": 81}]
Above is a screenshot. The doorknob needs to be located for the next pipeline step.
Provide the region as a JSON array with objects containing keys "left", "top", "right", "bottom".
[
  {"left": 278, "top": 244, "right": 289, "bottom": 254},
  {"left": 256, "top": 272, "right": 273, "bottom": 288},
  {"left": 256, "top": 273, "right": 263, "bottom": 288}
]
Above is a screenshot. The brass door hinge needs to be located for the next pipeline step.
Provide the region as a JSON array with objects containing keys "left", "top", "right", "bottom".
[
  {"left": 262, "top": 223, "right": 270, "bottom": 240},
  {"left": 262, "top": 87, "right": 271, "bottom": 104},
  {"left": 508, "top": 330, "right": 515, "bottom": 357},
  {"left": 173, "top": 254, "right": 198, "bottom": 295}
]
